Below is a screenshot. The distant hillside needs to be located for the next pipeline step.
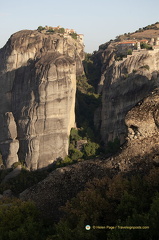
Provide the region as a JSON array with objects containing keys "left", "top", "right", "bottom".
[
  {"left": 131, "top": 22, "right": 159, "bottom": 39},
  {"left": 114, "top": 22, "right": 159, "bottom": 42}
]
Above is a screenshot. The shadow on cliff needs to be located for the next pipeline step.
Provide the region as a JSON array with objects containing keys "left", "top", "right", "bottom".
[
  {"left": 101, "top": 69, "right": 159, "bottom": 144},
  {"left": 75, "top": 88, "right": 102, "bottom": 143},
  {"left": 0, "top": 59, "right": 42, "bottom": 168}
]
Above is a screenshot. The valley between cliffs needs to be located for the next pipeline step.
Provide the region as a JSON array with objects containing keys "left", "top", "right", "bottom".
[
  {"left": 20, "top": 88, "right": 159, "bottom": 220},
  {"left": 1, "top": 25, "right": 159, "bottom": 226}
]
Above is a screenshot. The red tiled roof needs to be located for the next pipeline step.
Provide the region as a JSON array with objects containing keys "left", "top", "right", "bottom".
[{"left": 139, "top": 39, "right": 148, "bottom": 42}]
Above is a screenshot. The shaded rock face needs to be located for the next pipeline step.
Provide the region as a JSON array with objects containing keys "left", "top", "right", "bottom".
[
  {"left": 109, "top": 88, "right": 159, "bottom": 171},
  {"left": 0, "top": 112, "right": 19, "bottom": 167},
  {"left": 20, "top": 89, "right": 159, "bottom": 220},
  {"left": 97, "top": 49, "right": 159, "bottom": 144},
  {"left": 0, "top": 30, "right": 84, "bottom": 169}
]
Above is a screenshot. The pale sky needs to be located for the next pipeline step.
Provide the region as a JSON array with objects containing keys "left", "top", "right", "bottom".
[{"left": 0, "top": 0, "right": 159, "bottom": 53}]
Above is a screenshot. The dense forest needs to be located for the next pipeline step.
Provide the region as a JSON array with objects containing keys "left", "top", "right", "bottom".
[{"left": 1, "top": 168, "right": 159, "bottom": 239}]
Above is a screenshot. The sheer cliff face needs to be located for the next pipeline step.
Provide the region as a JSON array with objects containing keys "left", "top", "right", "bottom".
[
  {"left": 109, "top": 89, "right": 159, "bottom": 172},
  {"left": 98, "top": 49, "right": 159, "bottom": 144},
  {"left": 0, "top": 30, "right": 84, "bottom": 169},
  {"left": 20, "top": 89, "right": 159, "bottom": 220}
]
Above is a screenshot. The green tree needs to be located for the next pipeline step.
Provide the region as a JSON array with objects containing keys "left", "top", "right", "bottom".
[
  {"left": 52, "top": 171, "right": 159, "bottom": 240},
  {"left": 0, "top": 199, "right": 45, "bottom": 240},
  {"left": 47, "top": 29, "right": 55, "bottom": 33},
  {"left": 69, "top": 148, "right": 83, "bottom": 161},
  {"left": 83, "top": 142, "right": 99, "bottom": 159},
  {"left": 37, "top": 26, "right": 45, "bottom": 31},
  {"left": 107, "top": 213, "right": 150, "bottom": 240},
  {"left": 70, "top": 128, "right": 82, "bottom": 142},
  {"left": 127, "top": 49, "right": 132, "bottom": 55},
  {"left": 140, "top": 43, "right": 152, "bottom": 50},
  {"left": 55, "top": 156, "right": 73, "bottom": 168},
  {"left": 70, "top": 32, "right": 78, "bottom": 40},
  {"left": 58, "top": 28, "right": 65, "bottom": 34},
  {"left": 116, "top": 191, "right": 138, "bottom": 220}
]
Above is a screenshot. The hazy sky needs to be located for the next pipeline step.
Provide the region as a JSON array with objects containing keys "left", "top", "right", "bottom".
[{"left": 0, "top": 0, "right": 159, "bottom": 53}]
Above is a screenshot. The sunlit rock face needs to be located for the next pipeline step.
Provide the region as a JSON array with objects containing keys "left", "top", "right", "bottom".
[
  {"left": 109, "top": 88, "right": 159, "bottom": 172},
  {"left": 97, "top": 49, "right": 159, "bottom": 144},
  {"left": 0, "top": 30, "right": 84, "bottom": 169},
  {"left": 19, "top": 89, "right": 159, "bottom": 221}
]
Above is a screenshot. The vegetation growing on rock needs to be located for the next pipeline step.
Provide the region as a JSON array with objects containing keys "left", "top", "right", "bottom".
[{"left": 1, "top": 22, "right": 159, "bottom": 240}]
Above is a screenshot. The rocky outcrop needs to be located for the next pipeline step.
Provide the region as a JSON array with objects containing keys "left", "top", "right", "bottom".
[
  {"left": 0, "top": 30, "right": 84, "bottom": 169},
  {"left": 0, "top": 112, "right": 19, "bottom": 167},
  {"left": 20, "top": 89, "right": 159, "bottom": 220},
  {"left": 97, "top": 49, "right": 159, "bottom": 144},
  {"left": 108, "top": 88, "right": 159, "bottom": 171}
]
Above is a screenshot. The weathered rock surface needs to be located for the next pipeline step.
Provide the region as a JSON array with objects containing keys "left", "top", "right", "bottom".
[
  {"left": 108, "top": 88, "right": 159, "bottom": 171},
  {"left": 20, "top": 89, "right": 159, "bottom": 220},
  {"left": 97, "top": 49, "right": 159, "bottom": 144},
  {"left": 2, "top": 165, "right": 22, "bottom": 183},
  {"left": 0, "top": 30, "right": 84, "bottom": 169},
  {"left": 0, "top": 112, "right": 19, "bottom": 167}
]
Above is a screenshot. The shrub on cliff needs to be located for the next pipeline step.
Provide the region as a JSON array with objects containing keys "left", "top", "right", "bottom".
[
  {"left": 70, "top": 128, "right": 82, "bottom": 142},
  {"left": 141, "top": 42, "right": 152, "bottom": 50},
  {"left": 69, "top": 148, "right": 83, "bottom": 161},
  {"left": 55, "top": 156, "right": 74, "bottom": 167},
  {"left": 68, "top": 127, "right": 100, "bottom": 161},
  {"left": 127, "top": 49, "right": 132, "bottom": 55},
  {"left": 70, "top": 32, "right": 78, "bottom": 40},
  {"left": 83, "top": 142, "right": 100, "bottom": 158},
  {"left": 58, "top": 28, "right": 65, "bottom": 34},
  {"left": 46, "top": 29, "right": 55, "bottom": 33},
  {"left": 37, "top": 26, "right": 45, "bottom": 32}
]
